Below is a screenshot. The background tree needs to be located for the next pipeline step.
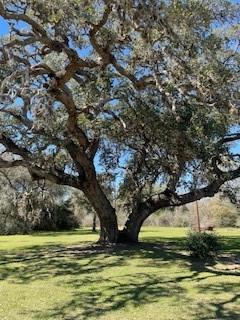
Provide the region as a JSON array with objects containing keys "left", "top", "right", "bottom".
[
  {"left": 205, "top": 196, "right": 239, "bottom": 227},
  {"left": 0, "top": 0, "right": 239, "bottom": 243},
  {"left": 145, "top": 197, "right": 239, "bottom": 228},
  {"left": 69, "top": 189, "right": 98, "bottom": 232},
  {"left": 0, "top": 167, "right": 78, "bottom": 234}
]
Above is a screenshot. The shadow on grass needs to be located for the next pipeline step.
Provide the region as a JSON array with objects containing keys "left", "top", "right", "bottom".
[
  {"left": 0, "top": 231, "right": 239, "bottom": 320},
  {"left": 221, "top": 236, "right": 240, "bottom": 254},
  {"left": 194, "top": 282, "right": 240, "bottom": 320}
]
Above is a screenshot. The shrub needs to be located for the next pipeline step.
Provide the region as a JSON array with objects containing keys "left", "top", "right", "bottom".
[
  {"left": 32, "top": 202, "right": 79, "bottom": 232},
  {"left": 186, "top": 231, "right": 221, "bottom": 260}
]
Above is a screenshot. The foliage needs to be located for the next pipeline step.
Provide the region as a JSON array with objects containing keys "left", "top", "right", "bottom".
[
  {"left": 0, "top": 1, "right": 240, "bottom": 241},
  {"left": 0, "top": 168, "right": 79, "bottom": 234},
  {"left": 32, "top": 201, "right": 79, "bottom": 232},
  {"left": 186, "top": 231, "right": 221, "bottom": 260},
  {"left": 145, "top": 205, "right": 191, "bottom": 227},
  {"left": 69, "top": 189, "right": 97, "bottom": 227},
  {"left": 203, "top": 197, "right": 239, "bottom": 227},
  {"left": 221, "top": 179, "right": 240, "bottom": 207},
  {"left": 146, "top": 196, "right": 239, "bottom": 228}
]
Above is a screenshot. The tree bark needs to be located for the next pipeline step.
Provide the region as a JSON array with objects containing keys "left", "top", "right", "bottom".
[
  {"left": 83, "top": 179, "right": 118, "bottom": 243},
  {"left": 118, "top": 209, "right": 151, "bottom": 243}
]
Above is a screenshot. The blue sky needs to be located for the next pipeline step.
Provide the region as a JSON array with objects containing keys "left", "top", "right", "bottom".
[{"left": 0, "top": 17, "right": 8, "bottom": 34}]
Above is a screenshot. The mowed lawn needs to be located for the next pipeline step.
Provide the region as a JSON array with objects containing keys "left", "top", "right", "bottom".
[{"left": 0, "top": 228, "right": 239, "bottom": 320}]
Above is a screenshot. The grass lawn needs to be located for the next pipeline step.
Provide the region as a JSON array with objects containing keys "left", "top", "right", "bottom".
[{"left": 0, "top": 227, "right": 239, "bottom": 320}]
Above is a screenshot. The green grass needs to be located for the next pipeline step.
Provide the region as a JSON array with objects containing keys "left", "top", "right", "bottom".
[{"left": 0, "top": 227, "right": 239, "bottom": 320}]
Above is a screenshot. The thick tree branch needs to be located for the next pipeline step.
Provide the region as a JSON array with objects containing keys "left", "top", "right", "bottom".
[
  {"left": 141, "top": 165, "right": 240, "bottom": 216},
  {"left": 0, "top": 159, "right": 24, "bottom": 168},
  {"left": 28, "top": 165, "right": 83, "bottom": 189},
  {"left": 0, "top": 134, "right": 83, "bottom": 188},
  {"left": 220, "top": 133, "right": 240, "bottom": 144},
  {"left": 0, "top": 133, "right": 31, "bottom": 159},
  {"left": 50, "top": 88, "right": 89, "bottom": 149}
]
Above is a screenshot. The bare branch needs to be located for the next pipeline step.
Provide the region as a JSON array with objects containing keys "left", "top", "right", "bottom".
[
  {"left": 0, "top": 2, "right": 47, "bottom": 36},
  {"left": 0, "top": 133, "right": 31, "bottom": 159},
  {"left": 0, "top": 159, "right": 24, "bottom": 168},
  {"left": 220, "top": 133, "right": 240, "bottom": 144}
]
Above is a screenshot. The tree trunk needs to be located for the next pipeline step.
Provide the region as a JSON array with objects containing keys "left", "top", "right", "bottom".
[
  {"left": 118, "top": 209, "right": 150, "bottom": 243},
  {"left": 92, "top": 212, "right": 97, "bottom": 232},
  {"left": 83, "top": 179, "right": 118, "bottom": 243}
]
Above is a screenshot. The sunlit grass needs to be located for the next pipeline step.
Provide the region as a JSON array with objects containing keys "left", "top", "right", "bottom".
[{"left": 0, "top": 227, "right": 239, "bottom": 320}]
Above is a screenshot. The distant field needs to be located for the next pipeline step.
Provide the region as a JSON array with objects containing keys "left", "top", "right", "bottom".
[{"left": 0, "top": 227, "right": 239, "bottom": 320}]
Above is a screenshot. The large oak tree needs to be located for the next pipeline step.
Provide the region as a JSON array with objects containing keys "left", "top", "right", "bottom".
[{"left": 0, "top": 0, "right": 239, "bottom": 243}]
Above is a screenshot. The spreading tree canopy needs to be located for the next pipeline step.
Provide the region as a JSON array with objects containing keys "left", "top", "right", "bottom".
[{"left": 0, "top": 0, "right": 239, "bottom": 242}]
